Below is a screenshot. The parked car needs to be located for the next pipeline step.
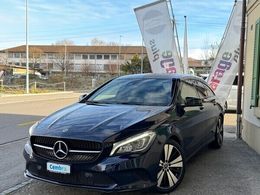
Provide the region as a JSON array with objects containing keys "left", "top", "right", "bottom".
[{"left": 24, "top": 74, "right": 224, "bottom": 193}]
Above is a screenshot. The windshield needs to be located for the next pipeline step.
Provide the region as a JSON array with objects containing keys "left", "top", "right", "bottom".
[{"left": 87, "top": 78, "right": 174, "bottom": 106}]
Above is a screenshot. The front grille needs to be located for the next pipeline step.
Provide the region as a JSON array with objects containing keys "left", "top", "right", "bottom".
[
  {"left": 32, "top": 136, "right": 102, "bottom": 151},
  {"left": 31, "top": 136, "right": 103, "bottom": 163}
]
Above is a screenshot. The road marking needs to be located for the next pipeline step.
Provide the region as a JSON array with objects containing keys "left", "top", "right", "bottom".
[
  {"left": 0, "top": 179, "right": 32, "bottom": 195},
  {"left": 0, "top": 137, "right": 28, "bottom": 146},
  {"left": 18, "top": 121, "right": 37, "bottom": 127}
]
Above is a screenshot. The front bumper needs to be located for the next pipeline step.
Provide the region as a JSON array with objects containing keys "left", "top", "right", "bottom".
[{"left": 23, "top": 140, "right": 162, "bottom": 192}]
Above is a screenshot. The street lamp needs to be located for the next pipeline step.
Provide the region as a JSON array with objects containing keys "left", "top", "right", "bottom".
[
  {"left": 25, "top": 0, "right": 29, "bottom": 93},
  {"left": 118, "top": 35, "right": 122, "bottom": 76}
]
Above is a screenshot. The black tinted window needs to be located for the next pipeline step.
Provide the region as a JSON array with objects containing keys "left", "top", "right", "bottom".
[{"left": 88, "top": 78, "right": 174, "bottom": 106}]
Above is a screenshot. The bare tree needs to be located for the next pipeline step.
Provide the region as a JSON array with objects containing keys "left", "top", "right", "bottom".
[
  {"left": 107, "top": 62, "right": 117, "bottom": 74},
  {"left": 209, "top": 42, "right": 220, "bottom": 60},
  {"left": 55, "top": 39, "right": 74, "bottom": 45},
  {"left": 90, "top": 38, "right": 106, "bottom": 46},
  {"left": 0, "top": 51, "right": 9, "bottom": 66},
  {"left": 201, "top": 38, "right": 220, "bottom": 65},
  {"left": 29, "top": 47, "right": 43, "bottom": 73},
  {"left": 52, "top": 48, "right": 73, "bottom": 77},
  {"left": 81, "top": 60, "right": 91, "bottom": 76}
]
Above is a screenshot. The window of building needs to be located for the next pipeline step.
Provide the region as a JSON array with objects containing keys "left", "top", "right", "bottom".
[
  {"left": 251, "top": 18, "right": 260, "bottom": 108},
  {"left": 41, "top": 53, "right": 47, "bottom": 58},
  {"left": 14, "top": 53, "right": 20, "bottom": 58},
  {"left": 97, "top": 54, "right": 103, "bottom": 60},
  {"left": 89, "top": 54, "right": 95, "bottom": 59},
  {"left": 104, "top": 55, "right": 110, "bottom": 60},
  {"left": 21, "top": 53, "right": 26, "bottom": 58},
  {"left": 82, "top": 54, "right": 88, "bottom": 59},
  {"left": 48, "top": 53, "right": 54, "bottom": 59},
  {"left": 111, "top": 54, "right": 118, "bottom": 60},
  {"left": 8, "top": 53, "right": 13, "bottom": 58},
  {"left": 68, "top": 54, "right": 74, "bottom": 59},
  {"left": 74, "top": 54, "right": 82, "bottom": 60}
]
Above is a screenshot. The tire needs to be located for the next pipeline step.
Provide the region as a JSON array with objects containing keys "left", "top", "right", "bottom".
[
  {"left": 155, "top": 140, "right": 186, "bottom": 193},
  {"left": 210, "top": 117, "right": 224, "bottom": 149}
]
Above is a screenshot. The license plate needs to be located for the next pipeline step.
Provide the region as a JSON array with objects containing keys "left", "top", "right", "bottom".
[{"left": 47, "top": 162, "right": 70, "bottom": 174}]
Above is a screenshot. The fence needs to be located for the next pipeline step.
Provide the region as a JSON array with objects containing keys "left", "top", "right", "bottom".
[{"left": 0, "top": 81, "right": 66, "bottom": 94}]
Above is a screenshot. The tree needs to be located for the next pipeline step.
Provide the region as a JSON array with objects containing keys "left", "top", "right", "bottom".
[
  {"left": 201, "top": 38, "right": 220, "bottom": 64},
  {"left": 52, "top": 48, "right": 73, "bottom": 77},
  {"left": 81, "top": 60, "right": 91, "bottom": 77},
  {"left": 90, "top": 38, "right": 106, "bottom": 46},
  {"left": 51, "top": 39, "right": 74, "bottom": 77},
  {"left": 121, "top": 55, "right": 151, "bottom": 74},
  {"left": 0, "top": 51, "right": 9, "bottom": 66},
  {"left": 55, "top": 39, "right": 74, "bottom": 45},
  {"left": 29, "top": 47, "right": 43, "bottom": 73},
  {"left": 143, "top": 56, "right": 152, "bottom": 73}
]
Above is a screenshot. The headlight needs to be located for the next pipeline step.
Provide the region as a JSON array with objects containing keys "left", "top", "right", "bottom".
[
  {"left": 110, "top": 131, "right": 156, "bottom": 156},
  {"left": 24, "top": 140, "right": 33, "bottom": 158},
  {"left": 29, "top": 122, "right": 38, "bottom": 135}
]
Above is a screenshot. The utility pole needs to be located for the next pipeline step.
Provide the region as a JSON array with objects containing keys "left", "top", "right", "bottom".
[
  {"left": 237, "top": 0, "right": 246, "bottom": 139},
  {"left": 64, "top": 43, "right": 67, "bottom": 77},
  {"left": 25, "top": 0, "right": 29, "bottom": 93},
  {"left": 118, "top": 35, "right": 122, "bottom": 76}
]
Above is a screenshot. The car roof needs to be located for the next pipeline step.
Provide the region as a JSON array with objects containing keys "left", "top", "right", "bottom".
[{"left": 117, "top": 73, "right": 205, "bottom": 82}]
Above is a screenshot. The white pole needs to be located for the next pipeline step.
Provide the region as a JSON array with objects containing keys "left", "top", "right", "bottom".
[
  {"left": 118, "top": 35, "right": 122, "bottom": 76},
  {"left": 64, "top": 44, "right": 67, "bottom": 77},
  {"left": 183, "top": 16, "right": 189, "bottom": 74},
  {"left": 141, "top": 39, "right": 144, "bottom": 73},
  {"left": 25, "top": 0, "right": 29, "bottom": 93}
]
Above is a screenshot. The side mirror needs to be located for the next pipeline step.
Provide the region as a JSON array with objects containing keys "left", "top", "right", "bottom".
[
  {"left": 185, "top": 97, "right": 203, "bottom": 107},
  {"left": 79, "top": 94, "right": 88, "bottom": 102}
]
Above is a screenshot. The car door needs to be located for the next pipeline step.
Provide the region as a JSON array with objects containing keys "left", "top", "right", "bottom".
[
  {"left": 194, "top": 80, "right": 219, "bottom": 143},
  {"left": 173, "top": 80, "right": 207, "bottom": 157}
]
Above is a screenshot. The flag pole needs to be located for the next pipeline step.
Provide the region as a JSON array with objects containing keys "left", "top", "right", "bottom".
[{"left": 236, "top": 0, "right": 246, "bottom": 139}]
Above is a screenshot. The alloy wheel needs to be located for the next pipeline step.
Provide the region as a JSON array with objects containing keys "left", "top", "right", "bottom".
[
  {"left": 216, "top": 118, "right": 224, "bottom": 146},
  {"left": 157, "top": 144, "right": 184, "bottom": 190}
]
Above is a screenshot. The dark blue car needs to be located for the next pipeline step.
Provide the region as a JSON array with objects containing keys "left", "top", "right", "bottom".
[{"left": 24, "top": 74, "right": 224, "bottom": 193}]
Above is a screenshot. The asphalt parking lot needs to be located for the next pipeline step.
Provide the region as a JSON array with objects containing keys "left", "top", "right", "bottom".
[{"left": 1, "top": 93, "right": 260, "bottom": 195}]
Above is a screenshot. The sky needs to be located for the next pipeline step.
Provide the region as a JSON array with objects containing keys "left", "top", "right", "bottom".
[{"left": 0, "top": 0, "right": 236, "bottom": 59}]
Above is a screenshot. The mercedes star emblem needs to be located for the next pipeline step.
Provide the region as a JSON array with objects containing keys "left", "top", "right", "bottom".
[{"left": 53, "top": 141, "right": 68, "bottom": 160}]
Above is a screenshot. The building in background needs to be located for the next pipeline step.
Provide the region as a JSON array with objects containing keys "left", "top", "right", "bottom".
[
  {"left": 188, "top": 58, "right": 212, "bottom": 75},
  {"left": 0, "top": 45, "right": 146, "bottom": 75},
  {"left": 242, "top": 0, "right": 260, "bottom": 154},
  {"left": 0, "top": 45, "right": 212, "bottom": 76}
]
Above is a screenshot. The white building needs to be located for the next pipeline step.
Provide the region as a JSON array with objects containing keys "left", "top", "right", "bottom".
[
  {"left": 242, "top": 0, "right": 260, "bottom": 154},
  {"left": 0, "top": 45, "right": 146, "bottom": 74}
]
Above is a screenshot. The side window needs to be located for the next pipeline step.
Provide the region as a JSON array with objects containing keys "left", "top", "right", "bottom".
[
  {"left": 195, "top": 81, "right": 207, "bottom": 98},
  {"left": 205, "top": 84, "right": 215, "bottom": 97},
  {"left": 177, "top": 82, "right": 199, "bottom": 104},
  {"left": 194, "top": 80, "right": 215, "bottom": 98}
]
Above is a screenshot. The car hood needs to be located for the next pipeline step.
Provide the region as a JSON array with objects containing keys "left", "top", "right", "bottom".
[{"left": 32, "top": 103, "right": 169, "bottom": 142}]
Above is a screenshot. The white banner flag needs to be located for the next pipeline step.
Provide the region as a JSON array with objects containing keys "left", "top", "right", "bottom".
[
  {"left": 207, "top": 1, "right": 242, "bottom": 105},
  {"left": 134, "top": 0, "right": 182, "bottom": 73}
]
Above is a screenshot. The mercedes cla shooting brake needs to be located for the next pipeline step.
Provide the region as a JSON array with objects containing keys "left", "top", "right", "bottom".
[{"left": 24, "top": 74, "right": 224, "bottom": 193}]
